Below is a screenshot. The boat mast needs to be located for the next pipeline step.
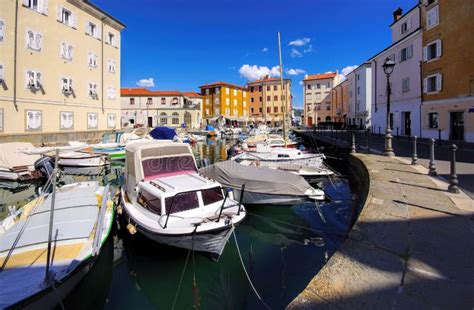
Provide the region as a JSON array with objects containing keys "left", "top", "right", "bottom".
[
  {"left": 44, "top": 148, "right": 59, "bottom": 283},
  {"left": 277, "top": 32, "right": 287, "bottom": 147}
]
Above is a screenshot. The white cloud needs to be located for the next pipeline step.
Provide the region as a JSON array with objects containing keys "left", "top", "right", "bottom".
[
  {"left": 238, "top": 64, "right": 280, "bottom": 81},
  {"left": 299, "top": 81, "right": 303, "bottom": 86},
  {"left": 341, "top": 65, "right": 358, "bottom": 77},
  {"left": 262, "top": 47, "right": 269, "bottom": 52},
  {"left": 286, "top": 68, "right": 306, "bottom": 75},
  {"left": 290, "top": 48, "right": 302, "bottom": 58},
  {"left": 303, "top": 44, "right": 313, "bottom": 53},
  {"left": 289, "top": 37, "right": 311, "bottom": 47},
  {"left": 136, "top": 78, "right": 155, "bottom": 87}
]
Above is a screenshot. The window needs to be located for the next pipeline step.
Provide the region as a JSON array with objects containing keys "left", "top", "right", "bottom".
[
  {"left": 259, "top": 97, "right": 262, "bottom": 102},
  {"left": 87, "top": 112, "right": 98, "bottom": 129},
  {"left": 108, "top": 59, "right": 116, "bottom": 73},
  {"left": 160, "top": 112, "right": 168, "bottom": 125},
  {"left": 400, "top": 18, "right": 412, "bottom": 34},
  {"left": 402, "top": 78, "right": 410, "bottom": 92},
  {"left": 243, "top": 101, "right": 246, "bottom": 107},
  {"left": 60, "top": 111, "right": 74, "bottom": 130},
  {"left": 250, "top": 86, "right": 254, "bottom": 92},
  {"left": 205, "top": 89, "right": 209, "bottom": 95},
  {"left": 86, "top": 21, "right": 98, "bottom": 38},
  {"left": 172, "top": 97, "right": 179, "bottom": 105},
  {"left": 273, "top": 85, "right": 277, "bottom": 91},
  {"left": 26, "top": 110, "right": 42, "bottom": 131},
  {"left": 226, "top": 98, "right": 230, "bottom": 105},
  {"left": 266, "top": 107, "right": 271, "bottom": 113},
  {"left": 106, "top": 32, "right": 116, "bottom": 46},
  {"left": 215, "top": 87, "right": 220, "bottom": 94},
  {"left": 250, "top": 97, "right": 254, "bottom": 103},
  {"left": 266, "top": 86, "right": 270, "bottom": 91},
  {"left": 107, "top": 87, "right": 116, "bottom": 99},
  {"left": 326, "top": 105, "right": 331, "bottom": 111},
  {"left": 424, "top": 40, "right": 442, "bottom": 61},
  {"left": 267, "top": 96, "right": 271, "bottom": 101},
  {"left": 201, "top": 187, "right": 223, "bottom": 206},
  {"left": 214, "top": 107, "right": 220, "bottom": 114},
  {"left": 161, "top": 97, "right": 166, "bottom": 105},
  {"left": 259, "top": 107, "right": 262, "bottom": 113},
  {"left": 281, "top": 95, "right": 286, "bottom": 100},
  {"left": 243, "top": 92, "right": 246, "bottom": 97},
  {"left": 107, "top": 114, "right": 116, "bottom": 129},
  {"left": 258, "top": 86, "right": 262, "bottom": 92},
  {"left": 225, "top": 87, "right": 229, "bottom": 95},
  {"left": 57, "top": 6, "right": 76, "bottom": 28},
  {"left": 357, "top": 87, "right": 360, "bottom": 94},
  {"left": 316, "top": 83, "right": 321, "bottom": 89},
  {"left": 88, "top": 83, "right": 98, "bottom": 98},
  {"left": 205, "top": 108, "right": 209, "bottom": 115},
  {"left": 147, "top": 97, "right": 152, "bottom": 105},
  {"left": 273, "top": 107, "right": 278, "bottom": 113},
  {"left": 88, "top": 52, "right": 98, "bottom": 68},
  {"left": 26, "top": 30, "right": 42, "bottom": 51},
  {"left": 130, "top": 98, "right": 135, "bottom": 105},
  {"left": 225, "top": 108, "right": 230, "bottom": 115},
  {"left": 60, "top": 42, "right": 73, "bottom": 60},
  {"left": 23, "top": 0, "right": 48, "bottom": 14},
  {"left": 61, "top": 77, "right": 72, "bottom": 93},
  {"left": 233, "top": 109, "right": 238, "bottom": 116},
  {"left": 0, "top": 20, "right": 5, "bottom": 42},
  {"left": 327, "top": 82, "right": 330, "bottom": 88},
  {"left": 250, "top": 107, "right": 254, "bottom": 114},
  {"left": 274, "top": 95, "right": 278, "bottom": 101},
  {"left": 428, "top": 112, "right": 439, "bottom": 128},
  {"left": 424, "top": 73, "right": 442, "bottom": 93},
  {"left": 427, "top": 6, "right": 439, "bottom": 29},
  {"left": 357, "top": 74, "right": 360, "bottom": 80},
  {"left": 233, "top": 89, "right": 237, "bottom": 96},
  {"left": 307, "top": 84, "right": 311, "bottom": 90},
  {"left": 26, "top": 70, "right": 41, "bottom": 89},
  {"left": 172, "top": 112, "right": 179, "bottom": 125},
  {"left": 400, "top": 45, "right": 413, "bottom": 62}
]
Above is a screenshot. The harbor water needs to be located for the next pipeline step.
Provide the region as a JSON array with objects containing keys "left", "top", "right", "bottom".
[{"left": 0, "top": 139, "right": 355, "bottom": 309}]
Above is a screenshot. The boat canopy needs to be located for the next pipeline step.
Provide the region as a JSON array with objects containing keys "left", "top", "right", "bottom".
[
  {"left": 149, "top": 127, "right": 178, "bottom": 140},
  {"left": 125, "top": 142, "right": 197, "bottom": 193},
  {"left": 199, "top": 160, "right": 313, "bottom": 196},
  {"left": 0, "top": 142, "right": 40, "bottom": 170}
]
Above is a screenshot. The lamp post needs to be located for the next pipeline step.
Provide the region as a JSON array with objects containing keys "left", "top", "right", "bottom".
[{"left": 382, "top": 58, "right": 396, "bottom": 157}]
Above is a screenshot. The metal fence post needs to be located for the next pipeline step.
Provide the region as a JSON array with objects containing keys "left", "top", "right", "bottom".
[
  {"left": 366, "top": 128, "right": 371, "bottom": 154},
  {"left": 351, "top": 131, "right": 356, "bottom": 154},
  {"left": 438, "top": 128, "right": 442, "bottom": 146},
  {"left": 448, "top": 144, "right": 460, "bottom": 194},
  {"left": 428, "top": 138, "right": 437, "bottom": 176},
  {"left": 411, "top": 136, "right": 418, "bottom": 165}
]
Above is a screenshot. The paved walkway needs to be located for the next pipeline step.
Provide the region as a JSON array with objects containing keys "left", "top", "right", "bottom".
[{"left": 288, "top": 154, "right": 474, "bottom": 309}]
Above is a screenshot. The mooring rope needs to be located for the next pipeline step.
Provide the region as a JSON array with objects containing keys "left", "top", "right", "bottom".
[
  {"left": 232, "top": 229, "right": 271, "bottom": 310},
  {"left": 171, "top": 247, "right": 192, "bottom": 310}
]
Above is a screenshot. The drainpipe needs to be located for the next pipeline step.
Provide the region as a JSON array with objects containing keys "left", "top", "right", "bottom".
[
  {"left": 13, "top": 0, "right": 19, "bottom": 111},
  {"left": 419, "top": 60, "right": 423, "bottom": 138},
  {"left": 101, "top": 17, "right": 106, "bottom": 113},
  {"left": 374, "top": 60, "right": 378, "bottom": 114}
]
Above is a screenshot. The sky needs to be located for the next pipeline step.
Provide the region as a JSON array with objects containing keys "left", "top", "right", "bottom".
[{"left": 94, "top": 0, "right": 416, "bottom": 108}]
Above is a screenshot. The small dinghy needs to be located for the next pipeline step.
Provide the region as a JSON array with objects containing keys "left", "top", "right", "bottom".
[
  {"left": 199, "top": 160, "right": 325, "bottom": 205},
  {"left": 0, "top": 181, "right": 114, "bottom": 308},
  {"left": 120, "top": 142, "right": 246, "bottom": 259}
]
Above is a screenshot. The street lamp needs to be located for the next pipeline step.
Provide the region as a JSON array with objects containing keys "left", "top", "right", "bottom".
[{"left": 382, "top": 57, "right": 396, "bottom": 157}]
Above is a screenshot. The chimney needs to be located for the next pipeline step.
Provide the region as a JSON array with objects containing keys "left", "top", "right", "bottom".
[{"left": 393, "top": 8, "right": 403, "bottom": 22}]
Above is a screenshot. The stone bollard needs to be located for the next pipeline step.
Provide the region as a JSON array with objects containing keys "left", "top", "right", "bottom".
[
  {"left": 351, "top": 131, "right": 357, "bottom": 154},
  {"left": 428, "top": 138, "right": 437, "bottom": 176},
  {"left": 411, "top": 136, "right": 418, "bottom": 165},
  {"left": 448, "top": 144, "right": 460, "bottom": 194},
  {"left": 366, "top": 128, "right": 371, "bottom": 154}
]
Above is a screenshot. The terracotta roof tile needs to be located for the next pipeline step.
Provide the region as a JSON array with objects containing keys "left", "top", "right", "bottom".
[
  {"left": 198, "top": 81, "right": 247, "bottom": 90},
  {"left": 247, "top": 77, "right": 291, "bottom": 85},
  {"left": 182, "top": 92, "right": 202, "bottom": 98},
  {"left": 304, "top": 72, "right": 337, "bottom": 81}
]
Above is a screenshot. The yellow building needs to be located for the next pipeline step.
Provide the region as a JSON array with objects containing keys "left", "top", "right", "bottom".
[
  {"left": 0, "top": 0, "right": 125, "bottom": 144},
  {"left": 199, "top": 81, "right": 248, "bottom": 125},
  {"left": 421, "top": 0, "right": 474, "bottom": 142}
]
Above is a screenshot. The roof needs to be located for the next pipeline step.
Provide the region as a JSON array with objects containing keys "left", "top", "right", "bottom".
[
  {"left": 198, "top": 81, "right": 247, "bottom": 91},
  {"left": 182, "top": 92, "right": 202, "bottom": 98},
  {"left": 389, "top": 4, "right": 420, "bottom": 27},
  {"left": 366, "top": 27, "right": 422, "bottom": 62},
  {"left": 82, "top": 0, "right": 126, "bottom": 29},
  {"left": 247, "top": 77, "right": 291, "bottom": 85},
  {"left": 304, "top": 72, "right": 337, "bottom": 81},
  {"left": 120, "top": 88, "right": 183, "bottom": 97}
]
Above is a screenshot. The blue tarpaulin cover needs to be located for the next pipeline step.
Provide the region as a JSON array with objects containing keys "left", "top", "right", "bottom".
[
  {"left": 149, "top": 127, "right": 177, "bottom": 140},
  {"left": 206, "top": 125, "right": 215, "bottom": 131}
]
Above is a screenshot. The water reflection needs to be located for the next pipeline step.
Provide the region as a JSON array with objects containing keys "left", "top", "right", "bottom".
[{"left": 0, "top": 139, "right": 353, "bottom": 309}]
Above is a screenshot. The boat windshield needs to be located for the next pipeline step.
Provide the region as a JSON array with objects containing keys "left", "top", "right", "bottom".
[
  {"left": 142, "top": 155, "right": 197, "bottom": 180},
  {"left": 165, "top": 191, "right": 199, "bottom": 214},
  {"left": 201, "top": 187, "right": 224, "bottom": 206}
]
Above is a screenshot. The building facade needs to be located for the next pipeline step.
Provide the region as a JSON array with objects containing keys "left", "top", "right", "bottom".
[
  {"left": 331, "top": 79, "right": 349, "bottom": 123},
  {"left": 420, "top": 0, "right": 474, "bottom": 142},
  {"left": 347, "top": 63, "right": 373, "bottom": 128},
  {"left": 247, "top": 76, "right": 292, "bottom": 126},
  {"left": 370, "top": 6, "right": 422, "bottom": 137},
  {"left": 0, "top": 0, "right": 125, "bottom": 144},
  {"left": 303, "top": 72, "right": 337, "bottom": 126},
  {"left": 120, "top": 88, "right": 201, "bottom": 129},
  {"left": 199, "top": 81, "right": 248, "bottom": 125}
]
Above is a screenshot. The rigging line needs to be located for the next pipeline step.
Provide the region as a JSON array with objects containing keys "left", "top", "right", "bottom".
[
  {"left": 232, "top": 229, "right": 271, "bottom": 310},
  {"left": 171, "top": 247, "right": 192, "bottom": 310},
  {"left": 51, "top": 279, "right": 66, "bottom": 310}
]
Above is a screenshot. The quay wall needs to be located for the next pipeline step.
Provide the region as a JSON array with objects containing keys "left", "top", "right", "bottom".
[{"left": 0, "top": 129, "right": 118, "bottom": 146}]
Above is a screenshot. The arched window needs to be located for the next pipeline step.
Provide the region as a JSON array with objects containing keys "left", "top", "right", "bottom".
[
  {"left": 160, "top": 112, "right": 167, "bottom": 125},
  {"left": 325, "top": 116, "right": 332, "bottom": 122},
  {"left": 172, "top": 112, "right": 179, "bottom": 125},
  {"left": 171, "top": 97, "right": 179, "bottom": 105},
  {"left": 184, "top": 111, "right": 192, "bottom": 126}
]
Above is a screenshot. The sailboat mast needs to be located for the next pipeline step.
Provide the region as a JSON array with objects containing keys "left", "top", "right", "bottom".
[
  {"left": 45, "top": 148, "right": 59, "bottom": 283},
  {"left": 277, "top": 32, "right": 287, "bottom": 147}
]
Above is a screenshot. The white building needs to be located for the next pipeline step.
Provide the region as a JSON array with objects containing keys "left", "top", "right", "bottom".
[
  {"left": 347, "top": 63, "right": 372, "bottom": 128},
  {"left": 369, "top": 6, "right": 422, "bottom": 137}
]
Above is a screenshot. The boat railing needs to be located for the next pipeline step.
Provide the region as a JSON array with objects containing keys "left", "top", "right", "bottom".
[{"left": 163, "top": 188, "right": 203, "bottom": 229}]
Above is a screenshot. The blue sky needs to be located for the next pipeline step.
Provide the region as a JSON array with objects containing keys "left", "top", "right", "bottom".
[{"left": 94, "top": 0, "right": 416, "bottom": 108}]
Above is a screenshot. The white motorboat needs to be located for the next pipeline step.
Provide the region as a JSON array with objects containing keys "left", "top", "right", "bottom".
[
  {"left": 199, "top": 160, "right": 325, "bottom": 205},
  {"left": 0, "top": 181, "right": 114, "bottom": 308},
  {"left": 234, "top": 145, "right": 325, "bottom": 166},
  {"left": 238, "top": 159, "right": 334, "bottom": 178},
  {"left": 0, "top": 142, "right": 42, "bottom": 181},
  {"left": 57, "top": 151, "right": 108, "bottom": 167},
  {"left": 120, "top": 142, "right": 247, "bottom": 259}
]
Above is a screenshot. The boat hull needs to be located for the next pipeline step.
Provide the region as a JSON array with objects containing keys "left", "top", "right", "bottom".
[
  {"left": 232, "top": 188, "right": 311, "bottom": 205},
  {"left": 58, "top": 154, "right": 108, "bottom": 167}
]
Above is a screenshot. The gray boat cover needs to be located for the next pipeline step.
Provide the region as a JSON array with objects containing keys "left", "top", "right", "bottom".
[{"left": 199, "top": 160, "right": 313, "bottom": 196}]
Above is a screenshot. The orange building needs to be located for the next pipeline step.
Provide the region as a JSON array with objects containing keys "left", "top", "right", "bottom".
[
  {"left": 247, "top": 76, "right": 292, "bottom": 126},
  {"left": 199, "top": 81, "right": 248, "bottom": 125},
  {"left": 420, "top": 0, "right": 474, "bottom": 142}
]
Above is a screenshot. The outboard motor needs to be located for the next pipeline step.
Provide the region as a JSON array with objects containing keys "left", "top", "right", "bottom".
[{"left": 34, "top": 157, "right": 55, "bottom": 179}]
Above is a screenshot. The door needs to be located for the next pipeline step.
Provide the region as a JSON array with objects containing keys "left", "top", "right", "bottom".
[
  {"left": 403, "top": 112, "right": 411, "bottom": 136},
  {"left": 307, "top": 116, "right": 313, "bottom": 127},
  {"left": 147, "top": 116, "right": 153, "bottom": 128},
  {"left": 451, "top": 111, "right": 464, "bottom": 141}
]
